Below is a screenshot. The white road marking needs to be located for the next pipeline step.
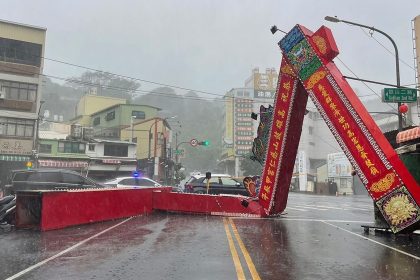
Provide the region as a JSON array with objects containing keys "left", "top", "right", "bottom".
[
  {"left": 292, "top": 204, "right": 372, "bottom": 211},
  {"left": 285, "top": 207, "right": 308, "bottom": 212},
  {"left": 322, "top": 221, "right": 420, "bottom": 261},
  {"left": 5, "top": 217, "right": 133, "bottom": 280},
  {"left": 304, "top": 205, "right": 346, "bottom": 210},
  {"left": 281, "top": 218, "right": 374, "bottom": 224},
  {"left": 294, "top": 205, "right": 328, "bottom": 211}
]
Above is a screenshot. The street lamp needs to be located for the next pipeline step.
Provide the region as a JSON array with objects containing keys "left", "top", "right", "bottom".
[{"left": 324, "top": 16, "right": 403, "bottom": 131}]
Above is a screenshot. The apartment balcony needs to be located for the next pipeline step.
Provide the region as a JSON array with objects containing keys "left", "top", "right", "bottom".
[{"left": 0, "top": 61, "right": 40, "bottom": 77}]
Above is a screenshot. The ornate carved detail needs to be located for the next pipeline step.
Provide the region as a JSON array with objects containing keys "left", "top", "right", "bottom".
[
  {"left": 280, "top": 64, "right": 295, "bottom": 76},
  {"left": 312, "top": 35, "right": 327, "bottom": 55},
  {"left": 376, "top": 186, "right": 420, "bottom": 233},
  {"left": 371, "top": 173, "right": 395, "bottom": 193},
  {"left": 306, "top": 70, "right": 326, "bottom": 89}
]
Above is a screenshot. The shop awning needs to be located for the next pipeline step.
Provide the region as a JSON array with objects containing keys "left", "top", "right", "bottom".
[
  {"left": 0, "top": 155, "right": 30, "bottom": 162},
  {"left": 38, "top": 160, "right": 89, "bottom": 168},
  {"left": 396, "top": 127, "right": 420, "bottom": 144}
]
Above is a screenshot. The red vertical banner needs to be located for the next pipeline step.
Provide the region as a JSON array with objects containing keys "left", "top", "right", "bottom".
[
  {"left": 307, "top": 75, "right": 401, "bottom": 199},
  {"left": 259, "top": 58, "right": 303, "bottom": 214}
]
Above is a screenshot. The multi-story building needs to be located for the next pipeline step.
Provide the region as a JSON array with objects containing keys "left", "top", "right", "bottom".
[
  {"left": 120, "top": 117, "right": 173, "bottom": 182},
  {"left": 0, "top": 19, "right": 46, "bottom": 183},
  {"left": 244, "top": 67, "right": 278, "bottom": 124},
  {"left": 71, "top": 93, "right": 127, "bottom": 126},
  {"left": 220, "top": 88, "right": 254, "bottom": 176},
  {"left": 69, "top": 93, "right": 173, "bottom": 182},
  {"left": 85, "top": 139, "right": 137, "bottom": 181},
  {"left": 90, "top": 104, "right": 160, "bottom": 139},
  {"left": 220, "top": 68, "right": 278, "bottom": 176},
  {"left": 37, "top": 138, "right": 90, "bottom": 171}
]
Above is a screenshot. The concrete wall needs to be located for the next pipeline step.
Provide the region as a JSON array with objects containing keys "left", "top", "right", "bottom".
[{"left": 76, "top": 95, "right": 126, "bottom": 116}]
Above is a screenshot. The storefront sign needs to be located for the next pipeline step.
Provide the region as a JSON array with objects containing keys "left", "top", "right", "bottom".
[{"left": 0, "top": 139, "right": 33, "bottom": 155}]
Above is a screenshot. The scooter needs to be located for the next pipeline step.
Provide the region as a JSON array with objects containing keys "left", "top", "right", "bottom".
[{"left": 0, "top": 195, "right": 16, "bottom": 225}]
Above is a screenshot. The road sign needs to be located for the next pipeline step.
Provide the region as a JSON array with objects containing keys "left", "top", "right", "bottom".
[
  {"left": 190, "top": 139, "right": 198, "bottom": 147},
  {"left": 382, "top": 88, "right": 417, "bottom": 103}
]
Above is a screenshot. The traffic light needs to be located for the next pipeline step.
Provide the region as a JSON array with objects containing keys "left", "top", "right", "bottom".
[{"left": 199, "top": 140, "right": 210, "bottom": 146}]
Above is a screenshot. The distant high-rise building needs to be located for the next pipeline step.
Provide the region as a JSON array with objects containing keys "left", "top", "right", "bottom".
[
  {"left": 220, "top": 68, "right": 279, "bottom": 176},
  {"left": 220, "top": 67, "right": 340, "bottom": 182}
]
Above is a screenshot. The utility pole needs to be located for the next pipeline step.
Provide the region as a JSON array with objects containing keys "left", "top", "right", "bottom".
[
  {"left": 175, "top": 131, "right": 179, "bottom": 164},
  {"left": 34, "top": 100, "right": 45, "bottom": 168},
  {"left": 130, "top": 116, "right": 135, "bottom": 142}
]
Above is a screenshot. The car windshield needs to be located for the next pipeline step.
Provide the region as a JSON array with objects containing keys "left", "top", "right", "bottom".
[
  {"left": 103, "top": 179, "right": 119, "bottom": 184},
  {"left": 2, "top": 2, "right": 420, "bottom": 280}
]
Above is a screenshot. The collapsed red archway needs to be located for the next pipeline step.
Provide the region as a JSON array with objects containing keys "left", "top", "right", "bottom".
[
  {"left": 259, "top": 24, "right": 420, "bottom": 233},
  {"left": 14, "top": 25, "right": 420, "bottom": 233}
]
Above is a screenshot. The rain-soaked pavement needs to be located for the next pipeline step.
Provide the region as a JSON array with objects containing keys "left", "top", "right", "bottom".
[{"left": 1, "top": 193, "right": 420, "bottom": 280}]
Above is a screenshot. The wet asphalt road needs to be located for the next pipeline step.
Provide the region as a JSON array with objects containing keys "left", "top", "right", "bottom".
[{"left": 1, "top": 193, "right": 420, "bottom": 280}]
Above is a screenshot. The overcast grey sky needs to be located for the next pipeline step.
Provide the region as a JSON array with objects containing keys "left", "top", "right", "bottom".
[{"left": 2, "top": 0, "right": 420, "bottom": 99}]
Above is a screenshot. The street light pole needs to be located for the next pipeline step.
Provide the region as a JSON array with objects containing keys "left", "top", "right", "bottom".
[
  {"left": 175, "top": 131, "right": 179, "bottom": 164},
  {"left": 325, "top": 16, "right": 403, "bottom": 131},
  {"left": 147, "top": 116, "right": 177, "bottom": 180},
  {"left": 34, "top": 100, "right": 45, "bottom": 168},
  {"left": 130, "top": 116, "right": 136, "bottom": 142},
  {"left": 147, "top": 116, "right": 177, "bottom": 159}
]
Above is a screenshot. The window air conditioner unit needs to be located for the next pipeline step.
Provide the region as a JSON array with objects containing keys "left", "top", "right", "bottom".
[{"left": 0, "top": 89, "right": 5, "bottom": 99}]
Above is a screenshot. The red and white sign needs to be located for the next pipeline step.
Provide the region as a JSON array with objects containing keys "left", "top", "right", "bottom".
[
  {"left": 102, "top": 159, "right": 121, "bottom": 164},
  {"left": 38, "top": 160, "right": 88, "bottom": 168},
  {"left": 190, "top": 139, "right": 198, "bottom": 147}
]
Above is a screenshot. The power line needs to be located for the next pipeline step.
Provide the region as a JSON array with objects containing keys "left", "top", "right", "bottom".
[
  {"left": 0, "top": 63, "right": 235, "bottom": 103},
  {"left": 0, "top": 63, "right": 279, "bottom": 105},
  {"left": 336, "top": 57, "right": 417, "bottom": 127},
  {"left": 1, "top": 48, "right": 252, "bottom": 101},
  {"left": 358, "top": 27, "right": 416, "bottom": 71}
]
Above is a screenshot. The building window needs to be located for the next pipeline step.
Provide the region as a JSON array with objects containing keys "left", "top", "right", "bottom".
[
  {"left": 309, "top": 141, "right": 315, "bottom": 146},
  {"left": 132, "top": 111, "right": 146, "bottom": 119},
  {"left": 0, "top": 80, "right": 37, "bottom": 101},
  {"left": 105, "top": 111, "right": 115, "bottom": 121},
  {"left": 0, "top": 118, "right": 34, "bottom": 137},
  {"left": 39, "top": 144, "right": 52, "bottom": 153},
  {"left": 93, "top": 117, "right": 100, "bottom": 126},
  {"left": 0, "top": 37, "right": 42, "bottom": 67},
  {"left": 104, "top": 144, "right": 128, "bottom": 157},
  {"left": 88, "top": 144, "right": 95, "bottom": 151},
  {"left": 58, "top": 141, "right": 85, "bottom": 153},
  {"left": 132, "top": 137, "right": 137, "bottom": 143}
]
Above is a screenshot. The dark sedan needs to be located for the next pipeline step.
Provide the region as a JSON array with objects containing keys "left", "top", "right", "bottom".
[
  {"left": 184, "top": 174, "right": 249, "bottom": 196},
  {"left": 3, "top": 169, "right": 105, "bottom": 196}
]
